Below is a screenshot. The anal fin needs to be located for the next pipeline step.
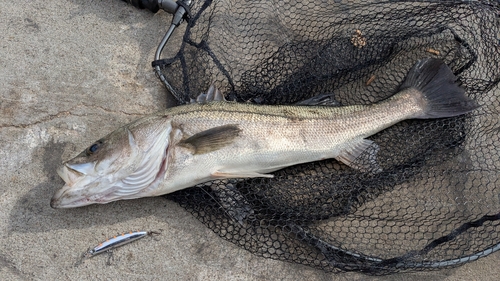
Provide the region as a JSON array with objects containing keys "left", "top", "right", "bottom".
[{"left": 335, "top": 139, "right": 382, "bottom": 173}]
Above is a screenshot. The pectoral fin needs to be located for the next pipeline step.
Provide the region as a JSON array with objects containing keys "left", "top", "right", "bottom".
[
  {"left": 335, "top": 139, "right": 382, "bottom": 173},
  {"left": 179, "top": 124, "right": 241, "bottom": 154}
]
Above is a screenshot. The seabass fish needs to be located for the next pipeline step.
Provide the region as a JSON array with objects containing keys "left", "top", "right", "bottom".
[{"left": 51, "top": 58, "right": 478, "bottom": 208}]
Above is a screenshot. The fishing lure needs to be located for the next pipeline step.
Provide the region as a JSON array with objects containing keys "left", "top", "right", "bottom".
[{"left": 85, "top": 230, "right": 160, "bottom": 258}]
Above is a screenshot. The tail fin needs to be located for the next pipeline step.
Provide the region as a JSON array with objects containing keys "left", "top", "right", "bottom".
[{"left": 401, "top": 58, "right": 479, "bottom": 118}]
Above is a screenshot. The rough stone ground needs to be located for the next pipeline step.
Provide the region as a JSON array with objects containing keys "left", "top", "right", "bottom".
[{"left": 0, "top": 1, "right": 498, "bottom": 280}]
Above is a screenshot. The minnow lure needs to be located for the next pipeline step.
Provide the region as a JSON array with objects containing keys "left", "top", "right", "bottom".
[{"left": 85, "top": 230, "right": 160, "bottom": 258}]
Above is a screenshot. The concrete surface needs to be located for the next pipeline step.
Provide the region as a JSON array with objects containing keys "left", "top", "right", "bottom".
[{"left": 0, "top": 0, "right": 498, "bottom": 280}]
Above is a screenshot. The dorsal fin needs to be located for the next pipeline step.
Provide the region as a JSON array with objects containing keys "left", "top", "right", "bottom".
[
  {"left": 295, "top": 93, "right": 341, "bottom": 106},
  {"left": 190, "top": 84, "right": 227, "bottom": 104}
]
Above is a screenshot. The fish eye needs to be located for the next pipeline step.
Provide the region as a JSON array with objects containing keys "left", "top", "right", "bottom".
[{"left": 86, "top": 140, "right": 103, "bottom": 156}]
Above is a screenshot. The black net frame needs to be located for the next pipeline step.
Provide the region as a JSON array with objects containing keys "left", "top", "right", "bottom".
[{"left": 151, "top": 0, "right": 500, "bottom": 274}]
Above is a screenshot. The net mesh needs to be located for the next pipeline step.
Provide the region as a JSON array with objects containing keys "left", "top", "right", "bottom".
[{"left": 156, "top": 0, "right": 500, "bottom": 274}]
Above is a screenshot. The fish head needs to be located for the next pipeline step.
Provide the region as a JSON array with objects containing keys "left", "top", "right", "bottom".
[{"left": 51, "top": 115, "right": 172, "bottom": 208}]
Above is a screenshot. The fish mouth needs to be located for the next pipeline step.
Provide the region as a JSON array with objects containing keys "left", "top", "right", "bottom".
[
  {"left": 50, "top": 187, "right": 88, "bottom": 208},
  {"left": 56, "top": 164, "right": 84, "bottom": 187},
  {"left": 50, "top": 180, "right": 119, "bottom": 208},
  {"left": 51, "top": 164, "right": 107, "bottom": 208},
  {"left": 51, "top": 165, "right": 83, "bottom": 208}
]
